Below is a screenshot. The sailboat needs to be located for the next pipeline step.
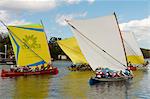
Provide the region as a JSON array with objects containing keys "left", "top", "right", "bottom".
[
  {"left": 66, "top": 13, "right": 132, "bottom": 84},
  {"left": 57, "top": 37, "right": 91, "bottom": 71},
  {"left": 122, "top": 32, "right": 149, "bottom": 71},
  {"left": 57, "top": 37, "right": 87, "bottom": 64},
  {"left": 58, "top": 32, "right": 148, "bottom": 71},
  {"left": 1, "top": 23, "right": 58, "bottom": 77}
]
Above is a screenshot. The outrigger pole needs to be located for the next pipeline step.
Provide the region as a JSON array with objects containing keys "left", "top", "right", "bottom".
[
  {"left": 0, "top": 20, "right": 46, "bottom": 65},
  {"left": 113, "top": 12, "right": 128, "bottom": 67},
  {"left": 65, "top": 19, "right": 126, "bottom": 67}
]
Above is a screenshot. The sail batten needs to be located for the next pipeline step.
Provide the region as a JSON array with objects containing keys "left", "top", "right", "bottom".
[
  {"left": 67, "top": 14, "right": 127, "bottom": 71},
  {"left": 8, "top": 24, "right": 51, "bottom": 66}
]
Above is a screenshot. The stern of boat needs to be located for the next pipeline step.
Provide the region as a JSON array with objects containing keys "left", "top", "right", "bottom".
[
  {"left": 52, "top": 67, "right": 59, "bottom": 75},
  {"left": 89, "top": 77, "right": 99, "bottom": 85},
  {"left": 1, "top": 69, "right": 8, "bottom": 77}
]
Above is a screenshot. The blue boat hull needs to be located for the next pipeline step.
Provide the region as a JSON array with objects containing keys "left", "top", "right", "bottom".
[{"left": 89, "top": 76, "right": 132, "bottom": 85}]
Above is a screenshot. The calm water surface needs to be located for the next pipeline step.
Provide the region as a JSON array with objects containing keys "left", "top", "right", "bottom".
[{"left": 0, "top": 59, "right": 150, "bottom": 99}]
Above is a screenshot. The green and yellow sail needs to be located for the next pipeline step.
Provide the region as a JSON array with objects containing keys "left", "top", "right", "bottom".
[
  {"left": 8, "top": 24, "right": 51, "bottom": 66},
  {"left": 57, "top": 37, "right": 87, "bottom": 64}
]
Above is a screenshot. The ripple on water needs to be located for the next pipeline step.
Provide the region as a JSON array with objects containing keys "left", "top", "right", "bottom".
[{"left": 0, "top": 60, "right": 150, "bottom": 99}]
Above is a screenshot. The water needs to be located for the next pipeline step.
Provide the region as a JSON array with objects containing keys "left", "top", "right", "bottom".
[{"left": 0, "top": 59, "right": 150, "bottom": 99}]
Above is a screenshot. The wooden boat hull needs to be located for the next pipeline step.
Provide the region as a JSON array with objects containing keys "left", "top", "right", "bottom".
[
  {"left": 1, "top": 67, "right": 58, "bottom": 77},
  {"left": 68, "top": 67, "right": 92, "bottom": 71},
  {"left": 137, "top": 66, "right": 148, "bottom": 70},
  {"left": 128, "top": 65, "right": 148, "bottom": 71},
  {"left": 89, "top": 76, "right": 132, "bottom": 85}
]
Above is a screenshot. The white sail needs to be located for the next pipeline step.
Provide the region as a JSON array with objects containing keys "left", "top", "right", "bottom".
[
  {"left": 122, "top": 32, "right": 145, "bottom": 64},
  {"left": 67, "top": 14, "right": 127, "bottom": 71}
]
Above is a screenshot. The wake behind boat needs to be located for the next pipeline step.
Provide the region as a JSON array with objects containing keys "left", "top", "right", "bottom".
[{"left": 0, "top": 22, "right": 58, "bottom": 77}]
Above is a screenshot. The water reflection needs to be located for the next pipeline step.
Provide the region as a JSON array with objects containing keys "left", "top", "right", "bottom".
[
  {"left": 13, "top": 75, "right": 52, "bottom": 99},
  {"left": 87, "top": 68, "right": 149, "bottom": 99},
  {"left": 0, "top": 60, "right": 150, "bottom": 99},
  {"left": 132, "top": 69, "right": 150, "bottom": 99},
  {"left": 57, "top": 71, "right": 94, "bottom": 99},
  {"left": 0, "top": 77, "right": 16, "bottom": 98},
  {"left": 88, "top": 81, "right": 130, "bottom": 99}
]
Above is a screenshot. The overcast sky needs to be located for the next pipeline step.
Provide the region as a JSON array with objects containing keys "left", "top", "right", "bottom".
[{"left": 0, "top": 0, "right": 149, "bottom": 48}]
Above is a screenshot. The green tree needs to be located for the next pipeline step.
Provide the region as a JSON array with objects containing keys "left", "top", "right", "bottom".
[
  {"left": 0, "top": 33, "right": 13, "bottom": 58},
  {"left": 48, "top": 37, "right": 66, "bottom": 60}
]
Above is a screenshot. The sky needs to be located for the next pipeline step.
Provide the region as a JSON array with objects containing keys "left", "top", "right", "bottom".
[{"left": 0, "top": 0, "right": 150, "bottom": 49}]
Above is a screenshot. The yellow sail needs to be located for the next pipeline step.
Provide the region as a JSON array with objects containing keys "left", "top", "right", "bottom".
[
  {"left": 57, "top": 37, "right": 87, "bottom": 64},
  {"left": 127, "top": 55, "right": 144, "bottom": 64},
  {"left": 8, "top": 24, "right": 51, "bottom": 66}
]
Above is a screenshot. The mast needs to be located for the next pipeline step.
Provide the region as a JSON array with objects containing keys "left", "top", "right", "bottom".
[
  {"left": 0, "top": 20, "right": 47, "bottom": 65},
  {"left": 113, "top": 12, "right": 128, "bottom": 67}
]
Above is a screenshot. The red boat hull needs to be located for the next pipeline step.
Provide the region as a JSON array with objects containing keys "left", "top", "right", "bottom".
[
  {"left": 1, "top": 67, "right": 58, "bottom": 77},
  {"left": 127, "top": 66, "right": 137, "bottom": 71}
]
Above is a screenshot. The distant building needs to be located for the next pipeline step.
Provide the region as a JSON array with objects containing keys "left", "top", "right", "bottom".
[
  {"left": 0, "top": 52, "right": 5, "bottom": 59},
  {"left": 58, "top": 55, "right": 67, "bottom": 60},
  {"left": 141, "top": 48, "right": 150, "bottom": 58}
]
